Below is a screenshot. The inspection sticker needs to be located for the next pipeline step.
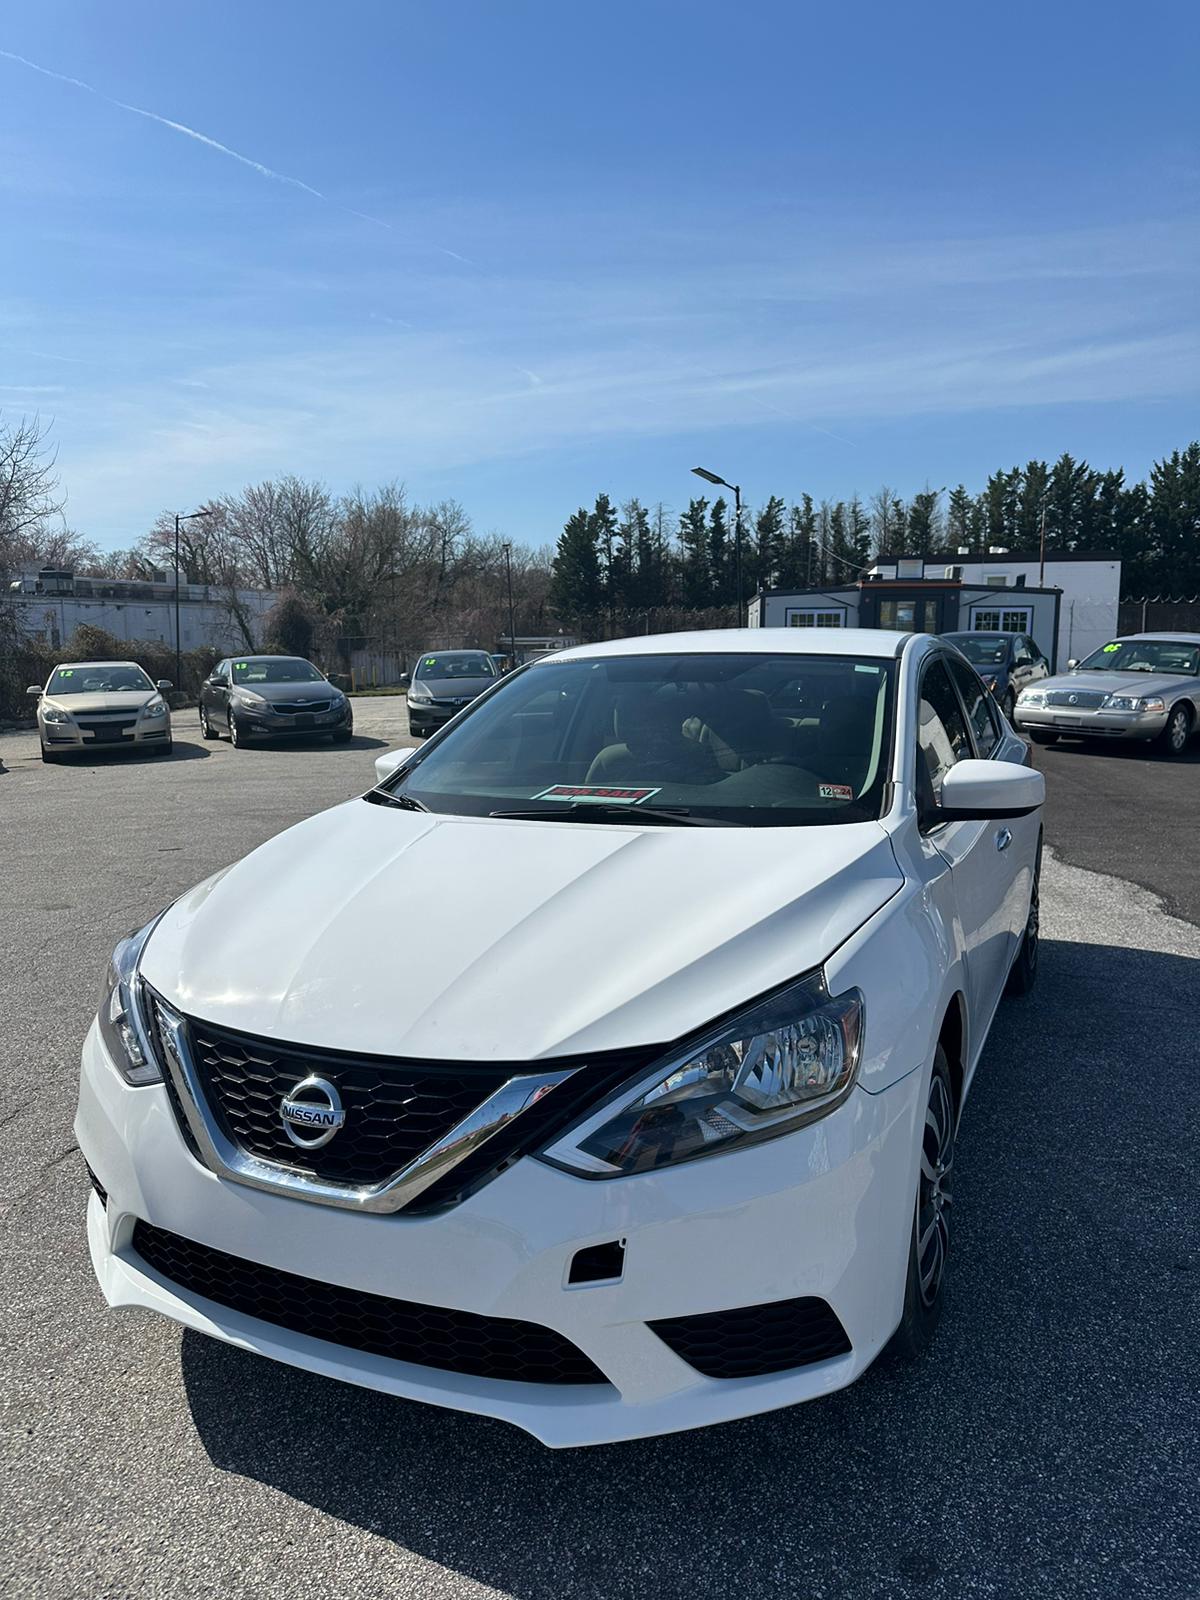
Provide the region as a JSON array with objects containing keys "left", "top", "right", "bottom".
[
  {"left": 533, "top": 784, "right": 662, "bottom": 805},
  {"left": 818, "top": 783, "right": 855, "bottom": 802}
]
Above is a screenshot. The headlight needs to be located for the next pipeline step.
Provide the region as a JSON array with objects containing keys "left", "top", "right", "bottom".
[
  {"left": 540, "top": 973, "right": 864, "bottom": 1178},
  {"left": 97, "top": 917, "right": 165, "bottom": 1085},
  {"left": 1018, "top": 689, "right": 1046, "bottom": 707},
  {"left": 1102, "top": 693, "right": 1164, "bottom": 713},
  {"left": 234, "top": 689, "right": 267, "bottom": 708},
  {"left": 407, "top": 683, "right": 433, "bottom": 703},
  {"left": 139, "top": 696, "right": 167, "bottom": 718},
  {"left": 41, "top": 703, "right": 72, "bottom": 724}
]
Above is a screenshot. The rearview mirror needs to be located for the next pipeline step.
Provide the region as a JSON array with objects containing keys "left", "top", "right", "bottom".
[
  {"left": 938, "top": 759, "right": 1044, "bottom": 821},
  {"left": 26, "top": 685, "right": 43, "bottom": 698},
  {"left": 374, "top": 745, "right": 419, "bottom": 785},
  {"left": 156, "top": 679, "right": 173, "bottom": 691}
]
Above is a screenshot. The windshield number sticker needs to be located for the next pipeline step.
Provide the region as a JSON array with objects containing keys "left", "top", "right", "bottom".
[
  {"left": 533, "top": 784, "right": 663, "bottom": 805},
  {"left": 234, "top": 661, "right": 250, "bottom": 672},
  {"left": 59, "top": 668, "right": 74, "bottom": 677},
  {"left": 1102, "top": 643, "right": 1121, "bottom": 652},
  {"left": 818, "top": 783, "right": 854, "bottom": 802}
]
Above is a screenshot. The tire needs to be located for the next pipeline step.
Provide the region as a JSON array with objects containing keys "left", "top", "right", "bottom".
[
  {"left": 1005, "top": 834, "right": 1042, "bottom": 996},
  {"left": 888, "top": 1046, "right": 955, "bottom": 1362},
  {"left": 200, "top": 703, "right": 218, "bottom": 740},
  {"left": 1027, "top": 730, "right": 1056, "bottom": 745},
  {"left": 40, "top": 743, "right": 62, "bottom": 764},
  {"left": 331, "top": 727, "right": 353, "bottom": 744},
  {"left": 1157, "top": 703, "right": 1192, "bottom": 758},
  {"left": 1000, "top": 691, "right": 1016, "bottom": 723},
  {"left": 154, "top": 738, "right": 173, "bottom": 757},
  {"left": 229, "top": 713, "right": 249, "bottom": 748}
]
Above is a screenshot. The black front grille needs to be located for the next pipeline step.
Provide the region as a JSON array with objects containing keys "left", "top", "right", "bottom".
[
  {"left": 272, "top": 699, "right": 331, "bottom": 715},
  {"left": 77, "top": 718, "right": 136, "bottom": 741},
  {"left": 187, "top": 1017, "right": 514, "bottom": 1187},
  {"left": 649, "top": 1295, "right": 852, "bottom": 1379},
  {"left": 131, "top": 1221, "right": 607, "bottom": 1386}
]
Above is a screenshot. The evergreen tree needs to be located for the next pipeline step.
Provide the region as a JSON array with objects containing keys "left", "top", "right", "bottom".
[
  {"left": 549, "top": 506, "right": 602, "bottom": 625},
  {"left": 906, "top": 487, "right": 943, "bottom": 557},
  {"left": 778, "top": 495, "right": 818, "bottom": 587},
  {"left": 591, "top": 493, "right": 621, "bottom": 612},
  {"left": 677, "top": 497, "right": 710, "bottom": 607},
  {"left": 1145, "top": 442, "right": 1200, "bottom": 592},
  {"left": 946, "top": 485, "right": 975, "bottom": 550},
  {"left": 826, "top": 501, "right": 856, "bottom": 578},
  {"left": 846, "top": 494, "right": 872, "bottom": 570},
  {"left": 752, "top": 495, "right": 787, "bottom": 592},
  {"left": 708, "top": 497, "right": 731, "bottom": 606},
  {"left": 1017, "top": 460, "right": 1050, "bottom": 547}
]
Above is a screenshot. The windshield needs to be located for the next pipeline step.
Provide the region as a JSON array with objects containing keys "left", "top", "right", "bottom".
[
  {"left": 1076, "top": 640, "right": 1200, "bottom": 676},
  {"left": 47, "top": 664, "right": 154, "bottom": 695},
  {"left": 389, "top": 652, "right": 896, "bottom": 826},
  {"left": 232, "top": 658, "right": 325, "bottom": 684},
  {"left": 945, "top": 635, "right": 1009, "bottom": 667},
  {"left": 415, "top": 653, "right": 497, "bottom": 681}
]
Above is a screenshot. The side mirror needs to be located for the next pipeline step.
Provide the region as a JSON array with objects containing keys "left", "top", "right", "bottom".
[
  {"left": 156, "top": 679, "right": 173, "bottom": 691},
  {"left": 398, "top": 672, "right": 410, "bottom": 687},
  {"left": 26, "top": 685, "right": 43, "bottom": 698},
  {"left": 1067, "top": 658, "right": 1079, "bottom": 670},
  {"left": 938, "top": 759, "right": 1045, "bottom": 821},
  {"left": 374, "top": 745, "right": 419, "bottom": 785}
]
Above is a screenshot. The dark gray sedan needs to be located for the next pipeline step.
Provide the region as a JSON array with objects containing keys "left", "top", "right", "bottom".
[
  {"left": 1013, "top": 633, "right": 1200, "bottom": 755},
  {"left": 405, "top": 649, "right": 499, "bottom": 737},
  {"left": 942, "top": 631, "right": 1050, "bottom": 721},
  {"left": 199, "top": 655, "right": 353, "bottom": 748}
]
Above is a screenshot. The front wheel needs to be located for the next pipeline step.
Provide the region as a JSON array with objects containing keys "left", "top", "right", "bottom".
[
  {"left": 1157, "top": 704, "right": 1192, "bottom": 758},
  {"left": 330, "top": 727, "right": 353, "bottom": 744},
  {"left": 1000, "top": 691, "right": 1015, "bottom": 723},
  {"left": 888, "top": 1046, "right": 955, "bottom": 1361},
  {"left": 229, "top": 713, "right": 249, "bottom": 748},
  {"left": 1027, "top": 730, "right": 1056, "bottom": 745},
  {"left": 200, "top": 703, "right": 218, "bottom": 740},
  {"left": 40, "top": 743, "right": 62, "bottom": 764}
]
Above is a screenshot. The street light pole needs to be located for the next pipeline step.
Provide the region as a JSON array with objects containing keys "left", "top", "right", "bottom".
[
  {"left": 691, "top": 467, "right": 744, "bottom": 624},
  {"left": 173, "top": 508, "right": 212, "bottom": 688},
  {"left": 502, "top": 542, "right": 518, "bottom": 668}
]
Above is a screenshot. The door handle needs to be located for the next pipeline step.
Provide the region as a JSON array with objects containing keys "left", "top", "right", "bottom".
[{"left": 996, "top": 827, "right": 1012, "bottom": 851}]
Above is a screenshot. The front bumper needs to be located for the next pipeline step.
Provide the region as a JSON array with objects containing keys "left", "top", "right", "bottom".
[
  {"left": 406, "top": 699, "right": 474, "bottom": 731},
  {"left": 76, "top": 1020, "right": 924, "bottom": 1447},
  {"left": 42, "top": 717, "right": 171, "bottom": 751},
  {"left": 235, "top": 703, "right": 352, "bottom": 737},
  {"left": 1014, "top": 703, "right": 1168, "bottom": 741}
]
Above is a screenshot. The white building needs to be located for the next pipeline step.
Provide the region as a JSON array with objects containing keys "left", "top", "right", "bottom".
[
  {"left": 5, "top": 567, "right": 279, "bottom": 655},
  {"left": 749, "top": 550, "right": 1121, "bottom": 670}
]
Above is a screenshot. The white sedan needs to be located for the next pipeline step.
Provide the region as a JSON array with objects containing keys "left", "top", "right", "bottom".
[
  {"left": 30, "top": 660, "right": 173, "bottom": 762},
  {"left": 76, "top": 629, "right": 1043, "bottom": 1446}
]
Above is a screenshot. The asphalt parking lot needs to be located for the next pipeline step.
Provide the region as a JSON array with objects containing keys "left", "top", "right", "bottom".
[{"left": 2, "top": 699, "right": 1198, "bottom": 1600}]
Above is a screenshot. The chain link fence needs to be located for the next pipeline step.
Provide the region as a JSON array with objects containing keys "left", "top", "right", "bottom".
[{"left": 1117, "top": 597, "right": 1200, "bottom": 635}]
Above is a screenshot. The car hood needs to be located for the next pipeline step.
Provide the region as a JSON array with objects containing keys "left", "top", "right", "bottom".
[
  {"left": 1037, "top": 670, "right": 1188, "bottom": 697},
  {"left": 45, "top": 691, "right": 156, "bottom": 715},
  {"left": 416, "top": 676, "right": 493, "bottom": 698},
  {"left": 241, "top": 681, "right": 335, "bottom": 704},
  {"left": 140, "top": 802, "right": 903, "bottom": 1061}
]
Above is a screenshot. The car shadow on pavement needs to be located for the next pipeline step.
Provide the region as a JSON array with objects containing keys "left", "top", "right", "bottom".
[
  {"left": 1043, "top": 737, "right": 1200, "bottom": 765},
  {"left": 53, "top": 741, "right": 212, "bottom": 765},
  {"left": 179, "top": 934, "right": 1200, "bottom": 1600},
  {"left": 221, "top": 732, "right": 390, "bottom": 752}
]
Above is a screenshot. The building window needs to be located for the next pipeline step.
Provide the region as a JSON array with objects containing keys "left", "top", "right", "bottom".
[
  {"left": 787, "top": 610, "right": 844, "bottom": 628},
  {"left": 973, "top": 608, "right": 1032, "bottom": 634},
  {"left": 879, "top": 599, "right": 939, "bottom": 633}
]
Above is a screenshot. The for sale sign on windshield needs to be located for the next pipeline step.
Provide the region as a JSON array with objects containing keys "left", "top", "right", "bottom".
[{"left": 533, "top": 785, "right": 663, "bottom": 805}]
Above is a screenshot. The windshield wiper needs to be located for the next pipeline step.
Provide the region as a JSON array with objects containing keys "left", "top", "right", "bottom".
[
  {"left": 363, "top": 789, "right": 428, "bottom": 812},
  {"left": 489, "top": 803, "right": 727, "bottom": 827}
]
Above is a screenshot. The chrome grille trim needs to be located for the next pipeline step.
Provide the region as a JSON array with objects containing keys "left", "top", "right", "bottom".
[
  {"left": 150, "top": 994, "right": 581, "bottom": 1214},
  {"left": 1045, "top": 689, "right": 1107, "bottom": 709}
]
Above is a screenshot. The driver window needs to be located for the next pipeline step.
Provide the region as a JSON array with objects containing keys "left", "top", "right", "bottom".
[
  {"left": 918, "top": 659, "right": 971, "bottom": 810},
  {"left": 946, "top": 657, "right": 999, "bottom": 758}
]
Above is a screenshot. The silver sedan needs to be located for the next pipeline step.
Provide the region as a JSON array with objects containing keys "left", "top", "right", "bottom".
[{"left": 1014, "top": 633, "right": 1200, "bottom": 756}]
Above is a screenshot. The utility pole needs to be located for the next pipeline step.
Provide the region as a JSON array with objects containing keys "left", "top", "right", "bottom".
[
  {"left": 1038, "top": 506, "right": 1047, "bottom": 586},
  {"left": 174, "top": 508, "right": 212, "bottom": 688},
  {"left": 502, "top": 543, "right": 518, "bottom": 668},
  {"left": 691, "top": 467, "right": 744, "bottom": 623}
]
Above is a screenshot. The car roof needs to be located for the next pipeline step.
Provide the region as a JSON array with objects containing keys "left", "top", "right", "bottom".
[
  {"left": 231, "top": 654, "right": 314, "bottom": 662},
  {"left": 1119, "top": 633, "right": 1200, "bottom": 645},
  {"left": 942, "top": 630, "right": 1019, "bottom": 639},
  {"left": 52, "top": 659, "right": 143, "bottom": 670},
  {"left": 417, "top": 648, "right": 491, "bottom": 656},
  {"left": 549, "top": 627, "right": 910, "bottom": 664}
]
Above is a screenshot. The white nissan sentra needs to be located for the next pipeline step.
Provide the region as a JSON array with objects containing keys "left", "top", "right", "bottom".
[{"left": 77, "top": 629, "right": 1044, "bottom": 1446}]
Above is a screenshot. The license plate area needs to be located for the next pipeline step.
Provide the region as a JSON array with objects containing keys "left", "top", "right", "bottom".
[
  {"left": 1053, "top": 715, "right": 1083, "bottom": 728},
  {"left": 292, "top": 714, "right": 314, "bottom": 729}
]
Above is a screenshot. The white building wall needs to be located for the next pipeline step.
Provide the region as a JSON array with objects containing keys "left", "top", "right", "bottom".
[
  {"left": 6, "top": 588, "right": 277, "bottom": 653},
  {"left": 930, "top": 558, "right": 1119, "bottom": 669}
]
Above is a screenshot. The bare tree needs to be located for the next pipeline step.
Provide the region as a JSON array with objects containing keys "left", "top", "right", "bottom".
[{"left": 0, "top": 414, "right": 67, "bottom": 569}]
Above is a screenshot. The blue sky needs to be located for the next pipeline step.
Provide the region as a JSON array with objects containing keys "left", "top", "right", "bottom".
[{"left": 2, "top": 0, "right": 1197, "bottom": 553}]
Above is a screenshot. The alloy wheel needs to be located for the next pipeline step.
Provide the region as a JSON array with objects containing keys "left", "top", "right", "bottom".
[
  {"left": 917, "top": 1071, "right": 955, "bottom": 1307},
  {"left": 1167, "top": 707, "right": 1189, "bottom": 754}
]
